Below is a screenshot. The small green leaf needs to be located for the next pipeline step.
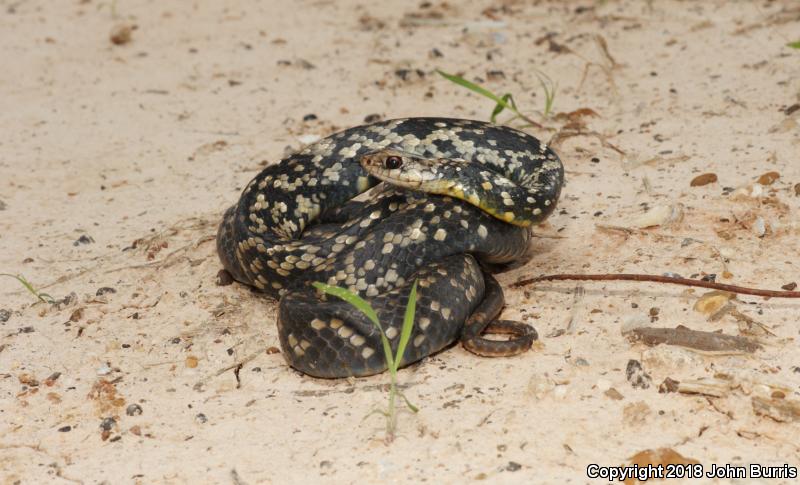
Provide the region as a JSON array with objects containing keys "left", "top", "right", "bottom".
[
  {"left": 788, "top": 41, "right": 800, "bottom": 49},
  {"left": 393, "top": 280, "right": 418, "bottom": 371},
  {"left": 312, "top": 282, "right": 379, "bottom": 326},
  {"left": 437, "top": 70, "right": 504, "bottom": 103},
  {"left": 399, "top": 391, "right": 419, "bottom": 413},
  {"left": 490, "top": 94, "right": 515, "bottom": 123}
]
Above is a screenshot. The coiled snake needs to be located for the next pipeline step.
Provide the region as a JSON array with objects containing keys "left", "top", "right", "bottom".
[{"left": 216, "top": 118, "right": 564, "bottom": 378}]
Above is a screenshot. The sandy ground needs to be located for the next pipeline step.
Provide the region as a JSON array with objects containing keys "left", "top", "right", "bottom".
[{"left": 2, "top": 0, "right": 800, "bottom": 483}]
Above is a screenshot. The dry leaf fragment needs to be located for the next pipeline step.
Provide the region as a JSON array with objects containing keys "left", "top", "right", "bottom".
[
  {"left": 690, "top": 173, "right": 718, "bottom": 186},
  {"left": 624, "top": 448, "right": 700, "bottom": 484},
  {"left": 622, "top": 401, "right": 651, "bottom": 426},
  {"left": 630, "top": 204, "right": 684, "bottom": 228},
  {"left": 676, "top": 377, "right": 734, "bottom": 397},
  {"left": 693, "top": 290, "right": 734, "bottom": 316},
  {"left": 752, "top": 396, "right": 800, "bottom": 422},
  {"left": 626, "top": 325, "right": 761, "bottom": 353},
  {"left": 757, "top": 171, "right": 780, "bottom": 185}
]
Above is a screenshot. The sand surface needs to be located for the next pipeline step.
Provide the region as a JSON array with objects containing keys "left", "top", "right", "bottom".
[{"left": 2, "top": 0, "right": 800, "bottom": 483}]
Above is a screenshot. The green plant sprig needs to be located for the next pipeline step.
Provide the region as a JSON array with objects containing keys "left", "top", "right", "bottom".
[
  {"left": 1, "top": 273, "right": 54, "bottom": 304},
  {"left": 436, "top": 69, "right": 557, "bottom": 127},
  {"left": 313, "top": 281, "right": 419, "bottom": 442}
]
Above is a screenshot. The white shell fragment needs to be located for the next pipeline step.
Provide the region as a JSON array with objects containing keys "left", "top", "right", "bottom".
[{"left": 630, "top": 203, "right": 684, "bottom": 228}]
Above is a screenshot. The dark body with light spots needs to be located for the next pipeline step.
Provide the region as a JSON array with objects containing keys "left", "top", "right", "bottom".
[{"left": 217, "top": 118, "right": 564, "bottom": 377}]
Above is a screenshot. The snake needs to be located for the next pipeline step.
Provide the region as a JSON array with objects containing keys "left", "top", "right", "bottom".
[{"left": 216, "top": 118, "right": 564, "bottom": 378}]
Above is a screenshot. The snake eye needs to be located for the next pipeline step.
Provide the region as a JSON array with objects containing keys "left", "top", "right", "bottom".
[{"left": 384, "top": 156, "right": 403, "bottom": 170}]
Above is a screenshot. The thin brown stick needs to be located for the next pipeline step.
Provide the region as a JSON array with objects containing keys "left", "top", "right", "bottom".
[{"left": 512, "top": 273, "right": 800, "bottom": 298}]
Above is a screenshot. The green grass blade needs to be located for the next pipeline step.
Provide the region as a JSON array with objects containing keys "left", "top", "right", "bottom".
[
  {"left": 1, "top": 273, "right": 54, "bottom": 303},
  {"left": 789, "top": 41, "right": 800, "bottom": 49},
  {"left": 534, "top": 71, "right": 557, "bottom": 117},
  {"left": 490, "top": 93, "right": 514, "bottom": 123},
  {"left": 392, "top": 280, "right": 418, "bottom": 371},
  {"left": 437, "top": 69, "right": 504, "bottom": 103},
  {"left": 312, "top": 282, "right": 379, "bottom": 325},
  {"left": 399, "top": 391, "right": 419, "bottom": 413},
  {"left": 313, "top": 282, "right": 395, "bottom": 369}
]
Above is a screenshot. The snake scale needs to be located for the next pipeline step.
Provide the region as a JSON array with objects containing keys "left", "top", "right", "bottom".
[{"left": 216, "top": 118, "right": 564, "bottom": 378}]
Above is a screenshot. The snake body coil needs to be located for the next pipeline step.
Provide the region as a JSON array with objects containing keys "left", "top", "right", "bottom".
[{"left": 217, "top": 118, "right": 564, "bottom": 378}]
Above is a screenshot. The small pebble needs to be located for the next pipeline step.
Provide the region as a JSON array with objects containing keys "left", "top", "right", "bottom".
[
  {"left": 96, "top": 287, "right": 117, "bottom": 296},
  {"left": 626, "top": 359, "right": 652, "bottom": 389},
  {"left": 781, "top": 282, "right": 797, "bottom": 291},
  {"left": 363, "top": 113, "right": 382, "bottom": 123},
  {"left": 58, "top": 426, "right": 72, "bottom": 432},
  {"left": 100, "top": 417, "right": 117, "bottom": 431},
  {"left": 394, "top": 68, "right": 425, "bottom": 81},
  {"left": 195, "top": 413, "right": 208, "bottom": 424},
  {"left": 96, "top": 365, "right": 112, "bottom": 376},
  {"left": 126, "top": 404, "right": 143, "bottom": 416},
  {"left": 506, "top": 462, "right": 522, "bottom": 472},
  {"left": 0, "top": 309, "right": 11, "bottom": 323},
  {"left": 302, "top": 113, "right": 318, "bottom": 121},
  {"left": 658, "top": 377, "right": 680, "bottom": 393},
  {"left": 794, "top": 183, "right": 800, "bottom": 196},
  {"left": 297, "top": 134, "right": 321, "bottom": 145},
  {"left": 486, "top": 70, "right": 505, "bottom": 80},
  {"left": 74, "top": 235, "right": 94, "bottom": 246},
  {"left": 595, "top": 378, "right": 612, "bottom": 391},
  {"left": 110, "top": 24, "right": 134, "bottom": 45}
]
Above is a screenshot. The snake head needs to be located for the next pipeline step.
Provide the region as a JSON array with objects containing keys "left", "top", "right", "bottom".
[{"left": 359, "top": 149, "right": 461, "bottom": 191}]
